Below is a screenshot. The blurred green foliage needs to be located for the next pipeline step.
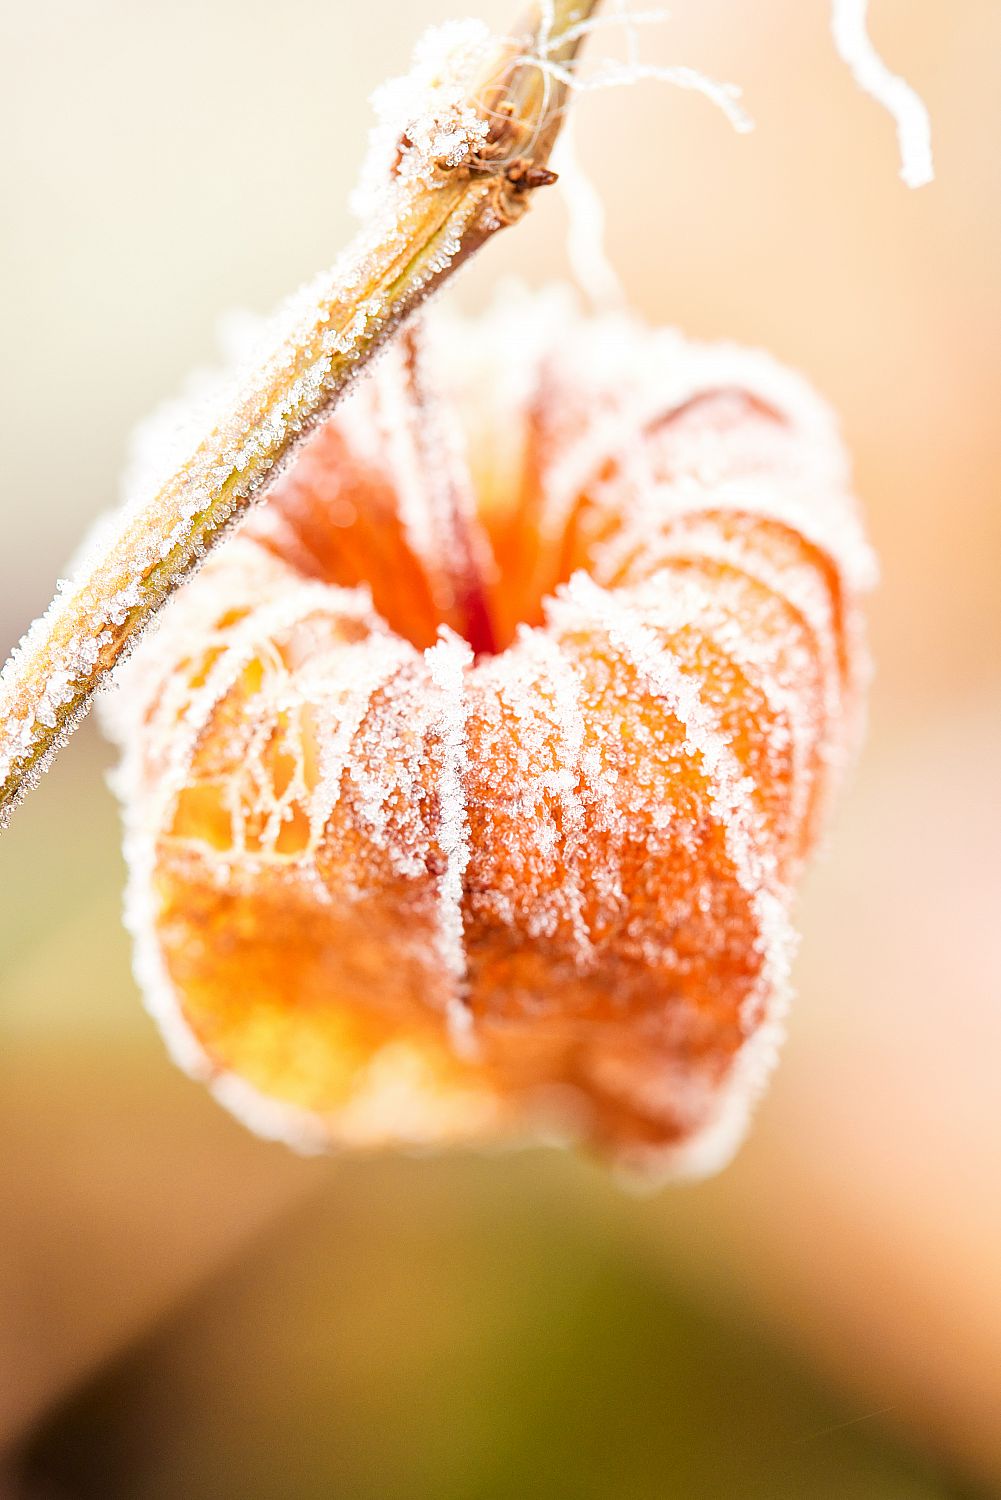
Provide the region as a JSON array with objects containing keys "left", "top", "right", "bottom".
[{"left": 16, "top": 1151, "right": 956, "bottom": 1500}]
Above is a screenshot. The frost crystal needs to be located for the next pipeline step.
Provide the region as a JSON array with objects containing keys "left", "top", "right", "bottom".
[
  {"left": 426, "top": 627, "right": 475, "bottom": 1050},
  {"left": 351, "top": 20, "right": 496, "bottom": 223},
  {"left": 552, "top": 114, "right": 626, "bottom": 314}
]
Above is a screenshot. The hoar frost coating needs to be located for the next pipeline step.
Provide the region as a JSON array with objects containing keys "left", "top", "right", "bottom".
[{"left": 102, "top": 287, "right": 874, "bottom": 1177}]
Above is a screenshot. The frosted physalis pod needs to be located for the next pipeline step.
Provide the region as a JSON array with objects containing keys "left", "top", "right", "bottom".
[{"left": 103, "top": 287, "right": 874, "bottom": 1178}]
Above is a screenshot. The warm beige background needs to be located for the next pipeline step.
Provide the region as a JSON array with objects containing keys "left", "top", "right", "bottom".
[{"left": 1, "top": 1, "right": 998, "bottom": 1494}]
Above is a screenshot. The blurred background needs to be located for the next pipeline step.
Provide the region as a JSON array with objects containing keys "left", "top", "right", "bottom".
[{"left": 1, "top": 0, "right": 998, "bottom": 1494}]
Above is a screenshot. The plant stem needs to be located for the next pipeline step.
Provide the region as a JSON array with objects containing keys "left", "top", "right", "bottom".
[{"left": 0, "top": 0, "right": 599, "bottom": 830}]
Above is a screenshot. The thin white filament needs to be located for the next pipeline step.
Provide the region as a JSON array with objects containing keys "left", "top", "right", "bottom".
[
  {"left": 831, "top": 0, "right": 934, "bottom": 187},
  {"left": 533, "top": 55, "right": 754, "bottom": 135},
  {"left": 547, "top": 9, "right": 671, "bottom": 54},
  {"left": 552, "top": 113, "right": 627, "bottom": 313}
]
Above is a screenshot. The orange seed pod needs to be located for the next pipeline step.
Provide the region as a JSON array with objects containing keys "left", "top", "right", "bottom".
[{"left": 104, "top": 289, "right": 874, "bottom": 1177}]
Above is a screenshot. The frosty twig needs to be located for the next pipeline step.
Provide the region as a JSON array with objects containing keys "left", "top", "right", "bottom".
[{"left": 0, "top": 0, "right": 599, "bottom": 830}]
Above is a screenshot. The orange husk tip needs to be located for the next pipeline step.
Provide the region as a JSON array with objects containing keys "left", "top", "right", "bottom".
[{"left": 102, "top": 286, "right": 874, "bottom": 1178}]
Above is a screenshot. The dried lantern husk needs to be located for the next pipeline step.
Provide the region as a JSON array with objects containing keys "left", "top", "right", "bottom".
[{"left": 103, "top": 289, "right": 874, "bottom": 1177}]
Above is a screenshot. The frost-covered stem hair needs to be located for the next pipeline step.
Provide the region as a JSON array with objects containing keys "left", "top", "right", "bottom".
[{"left": 0, "top": 0, "right": 599, "bottom": 830}]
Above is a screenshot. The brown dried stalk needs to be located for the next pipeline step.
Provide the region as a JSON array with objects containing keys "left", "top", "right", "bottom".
[{"left": 0, "top": 0, "right": 599, "bottom": 830}]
